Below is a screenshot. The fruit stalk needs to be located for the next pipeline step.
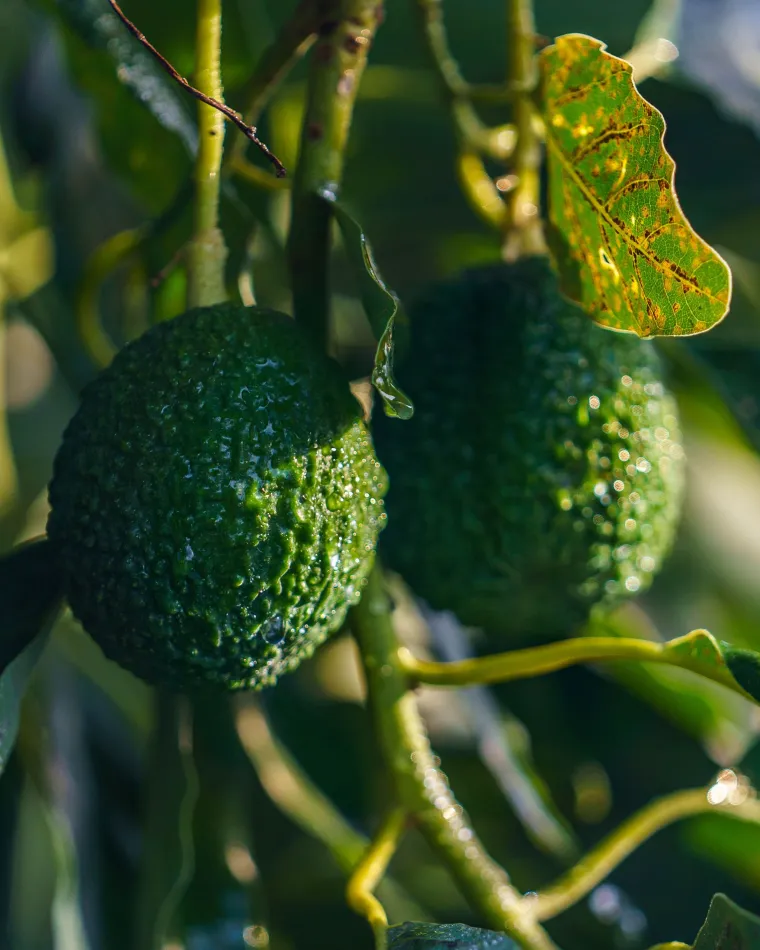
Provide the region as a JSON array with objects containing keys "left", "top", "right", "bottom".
[
  {"left": 352, "top": 565, "right": 557, "bottom": 950},
  {"left": 503, "top": 0, "right": 546, "bottom": 259},
  {"left": 187, "top": 0, "right": 228, "bottom": 309},
  {"left": 288, "top": 0, "right": 382, "bottom": 351}
]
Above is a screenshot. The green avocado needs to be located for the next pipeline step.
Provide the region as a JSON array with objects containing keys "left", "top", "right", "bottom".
[
  {"left": 47, "top": 305, "right": 387, "bottom": 690},
  {"left": 374, "top": 257, "right": 684, "bottom": 643}
]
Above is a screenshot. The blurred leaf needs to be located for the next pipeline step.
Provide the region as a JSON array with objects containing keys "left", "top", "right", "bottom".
[
  {"left": 685, "top": 814, "right": 760, "bottom": 893},
  {"left": 721, "top": 646, "right": 760, "bottom": 705},
  {"left": 589, "top": 607, "right": 758, "bottom": 762},
  {"left": 539, "top": 34, "right": 731, "bottom": 336},
  {"left": 0, "top": 540, "right": 62, "bottom": 775},
  {"left": 0, "top": 227, "right": 54, "bottom": 302},
  {"left": 44, "top": 0, "right": 196, "bottom": 210},
  {"left": 683, "top": 345, "right": 760, "bottom": 457},
  {"left": 0, "top": 539, "right": 63, "bottom": 674},
  {"left": 0, "top": 635, "right": 51, "bottom": 776},
  {"left": 387, "top": 921, "right": 517, "bottom": 949},
  {"left": 692, "top": 893, "right": 760, "bottom": 950},
  {"left": 323, "top": 192, "right": 413, "bottom": 420}
]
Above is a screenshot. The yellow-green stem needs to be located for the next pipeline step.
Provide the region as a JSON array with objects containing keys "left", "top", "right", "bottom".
[
  {"left": 346, "top": 808, "right": 407, "bottom": 950},
  {"left": 288, "top": 0, "right": 381, "bottom": 351},
  {"left": 503, "top": 0, "right": 545, "bottom": 259},
  {"left": 530, "top": 789, "right": 760, "bottom": 922},
  {"left": 352, "top": 565, "right": 557, "bottom": 950},
  {"left": 187, "top": 0, "right": 228, "bottom": 309},
  {"left": 398, "top": 635, "right": 755, "bottom": 705}
]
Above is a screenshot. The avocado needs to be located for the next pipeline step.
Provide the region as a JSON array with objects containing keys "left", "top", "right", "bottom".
[
  {"left": 47, "top": 305, "right": 387, "bottom": 690},
  {"left": 374, "top": 257, "right": 684, "bottom": 643}
]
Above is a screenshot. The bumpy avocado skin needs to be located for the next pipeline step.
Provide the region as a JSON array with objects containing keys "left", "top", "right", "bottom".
[
  {"left": 47, "top": 305, "right": 387, "bottom": 690},
  {"left": 374, "top": 257, "right": 684, "bottom": 643}
]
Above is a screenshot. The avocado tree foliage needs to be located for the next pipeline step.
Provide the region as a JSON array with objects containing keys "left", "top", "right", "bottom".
[{"left": 2, "top": 0, "right": 760, "bottom": 949}]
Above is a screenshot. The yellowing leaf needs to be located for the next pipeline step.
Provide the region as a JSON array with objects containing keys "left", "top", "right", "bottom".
[{"left": 539, "top": 34, "right": 731, "bottom": 337}]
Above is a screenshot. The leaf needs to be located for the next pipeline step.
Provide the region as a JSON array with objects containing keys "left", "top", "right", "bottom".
[
  {"left": 0, "top": 540, "right": 64, "bottom": 775},
  {"left": 319, "top": 190, "right": 414, "bottom": 420},
  {"left": 692, "top": 894, "right": 760, "bottom": 950},
  {"left": 539, "top": 33, "right": 731, "bottom": 337},
  {"left": 720, "top": 646, "right": 760, "bottom": 704},
  {"left": 387, "top": 922, "right": 518, "bottom": 950}
]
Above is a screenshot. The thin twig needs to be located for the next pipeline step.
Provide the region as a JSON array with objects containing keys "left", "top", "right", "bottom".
[{"left": 105, "top": 0, "right": 287, "bottom": 177}]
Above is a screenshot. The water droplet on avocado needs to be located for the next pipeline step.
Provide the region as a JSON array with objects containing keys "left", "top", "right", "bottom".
[{"left": 261, "top": 615, "right": 285, "bottom": 645}]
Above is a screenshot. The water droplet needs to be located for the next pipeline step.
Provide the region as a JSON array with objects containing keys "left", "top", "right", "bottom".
[{"left": 261, "top": 615, "right": 285, "bottom": 645}]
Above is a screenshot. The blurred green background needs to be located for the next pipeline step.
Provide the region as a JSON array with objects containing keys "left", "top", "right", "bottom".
[{"left": 3, "top": 1, "right": 760, "bottom": 949}]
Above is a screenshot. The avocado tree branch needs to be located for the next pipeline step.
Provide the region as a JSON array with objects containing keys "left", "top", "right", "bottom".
[
  {"left": 529, "top": 785, "right": 760, "bottom": 922},
  {"left": 352, "top": 565, "right": 558, "bottom": 950},
  {"left": 186, "top": 0, "right": 228, "bottom": 308},
  {"left": 288, "top": 0, "right": 382, "bottom": 351}
]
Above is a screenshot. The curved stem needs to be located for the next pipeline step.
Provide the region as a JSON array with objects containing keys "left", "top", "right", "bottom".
[
  {"left": 352, "top": 565, "right": 557, "bottom": 950},
  {"left": 346, "top": 808, "right": 407, "bottom": 950},
  {"left": 413, "top": 0, "right": 509, "bottom": 158},
  {"left": 288, "top": 0, "right": 382, "bottom": 351},
  {"left": 187, "top": 0, "right": 228, "bottom": 309},
  {"left": 503, "top": 0, "right": 545, "bottom": 259},
  {"left": 398, "top": 635, "right": 755, "bottom": 704},
  {"left": 530, "top": 789, "right": 760, "bottom": 922}
]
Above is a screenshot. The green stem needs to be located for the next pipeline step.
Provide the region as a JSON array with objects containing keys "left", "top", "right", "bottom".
[
  {"left": 346, "top": 808, "right": 407, "bottom": 950},
  {"left": 288, "top": 0, "right": 381, "bottom": 351},
  {"left": 530, "top": 788, "right": 760, "bottom": 922},
  {"left": 187, "top": 0, "right": 228, "bottom": 309},
  {"left": 352, "top": 565, "right": 557, "bottom": 950},
  {"left": 398, "top": 634, "right": 756, "bottom": 704},
  {"left": 503, "top": 0, "right": 545, "bottom": 259}
]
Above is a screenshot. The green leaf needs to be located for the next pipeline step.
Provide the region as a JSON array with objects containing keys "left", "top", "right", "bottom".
[
  {"left": 319, "top": 190, "right": 413, "bottom": 420},
  {"left": 387, "top": 922, "right": 517, "bottom": 950},
  {"left": 0, "top": 540, "right": 64, "bottom": 775},
  {"left": 539, "top": 33, "right": 731, "bottom": 337},
  {"left": 692, "top": 894, "right": 760, "bottom": 950}
]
